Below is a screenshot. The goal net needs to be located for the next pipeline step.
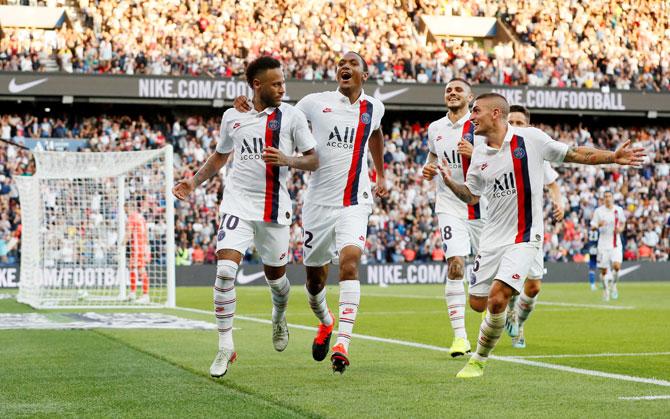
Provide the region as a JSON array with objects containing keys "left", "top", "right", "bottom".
[{"left": 15, "top": 146, "right": 175, "bottom": 308}]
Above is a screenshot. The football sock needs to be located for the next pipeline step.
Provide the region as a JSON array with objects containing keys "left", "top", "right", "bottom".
[
  {"left": 306, "top": 285, "right": 333, "bottom": 326},
  {"left": 446, "top": 279, "right": 467, "bottom": 339},
  {"left": 472, "top": 311, "right": 506, "bottom": 362},
  {"left": 515, "top": 291, "right": 537, "bottom": 328},
  {"left": 214, "top": 260, "right": 237, "bottom": 350},
  {"left": 266, "top": 274, "right": 290, "bottom": 323},
  {"left": 335, "top": 280, "right": 360, "bottom": 351}
]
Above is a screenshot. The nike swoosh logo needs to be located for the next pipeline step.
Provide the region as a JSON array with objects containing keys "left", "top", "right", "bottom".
[
  {"left": 236, "top": 268, "right": 266, "bottom": 285},
  {"left": 8, "top": 77, "right": 48, "bottom": 93},
  {"left": 373, "top": 87, "right": 409, "bottom": 102},
  {"left": 618, "top": 264, "right": 640, "bottom": 278}
]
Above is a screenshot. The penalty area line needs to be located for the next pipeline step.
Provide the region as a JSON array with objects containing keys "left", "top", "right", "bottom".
[{"left": 174, "top": 307, "right": 668, "bottom": 387}]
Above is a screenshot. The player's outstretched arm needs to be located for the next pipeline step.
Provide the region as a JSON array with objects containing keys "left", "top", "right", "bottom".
[
  {"left": 173, "top": 152, "right": 230, "bottom": 201},
  {"left": 564, "top": 140, "right": 646, "bottom": 166},
  {"left": 368, "top": 128, "right": 388, "bottom": 198},
  {"left": 547, "top": 182, "right": 564, "bottom": 221},
  {"left": 438, "top": 159, "right": 479, "bottom": 205},
  {"left": 262, "top": 147, "right": 319, "bottom": 171}
]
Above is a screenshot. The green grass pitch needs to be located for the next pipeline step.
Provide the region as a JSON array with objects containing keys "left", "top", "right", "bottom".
[{"left": 1, "top": 282, "right": 669, "bottom": 418}]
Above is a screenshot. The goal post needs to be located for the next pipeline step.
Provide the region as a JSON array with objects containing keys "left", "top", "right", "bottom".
[{"left": 15, "top": 146, "right": 176, "bottom": 309}]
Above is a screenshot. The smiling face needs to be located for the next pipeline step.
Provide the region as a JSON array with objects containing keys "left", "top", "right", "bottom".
[
  {"left": 336, "top": 52, "right": 368, "bottom": 91},
  {"left": 444, "top": 80, "right": 472, "bottom": 112},
  {"left": 470, "top": 95, "right": 509, "bottom": 136}
]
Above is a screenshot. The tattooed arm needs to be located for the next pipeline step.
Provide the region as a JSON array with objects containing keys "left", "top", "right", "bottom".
[{"left": 563, "top": 140, "right": 646, "bottom": 166}]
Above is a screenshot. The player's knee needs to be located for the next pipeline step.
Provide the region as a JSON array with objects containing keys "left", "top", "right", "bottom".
[
  {"left": 447, "top": 257, "right": 464, "bottom": 279},
  {"left": 263, "top": 264, "right": 286, "bottom": 280},
  {"left": 487, "top": 285, "right": 511, "bottom": 313},
  {"left": 306, "top": 266, "right": 328, "bottom": 294},
  {"left": 339, "top": 260, "right": 359, "bottom": 281},
  {"left": 216, "top": 259, "right": 238, "bottom": 287},
  {"left": 525, "top": 280, "right": 541, "bottom": 297},
  {"left": 469, "top": 295, "right": 487, "bottom": 312}
]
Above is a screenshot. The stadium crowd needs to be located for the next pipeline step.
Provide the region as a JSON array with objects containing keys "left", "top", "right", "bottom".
[
  {"left": 0, "top": 111, "right": 668, "bottom": 266},
  {"left": 1, "top": 0, "right": 669, "bottom": 90}
]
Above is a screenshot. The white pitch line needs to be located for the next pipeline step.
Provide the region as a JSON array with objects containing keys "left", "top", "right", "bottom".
[
  {"left": 619, "top": 395, "right": 670, "bottom": 400},
  {"left": 506, "top": 352, "right": 670, "bottom": 360},
  {"left": 363, "top": 293, "right": 635, "bottom": 310},
  {"left": 174, "top": 306, "right": 669, "bottom": 387}
]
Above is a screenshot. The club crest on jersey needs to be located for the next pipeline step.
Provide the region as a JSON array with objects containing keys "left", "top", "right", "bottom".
[
  {"left": 513, "top": 147, "right": 526, "bottom": 159},
  {"left": 360, "top": 113, "right": 372, "bottom": 125},
  {"left": 217, "top": 229, "right": 226, "bottom": 241},
  {"left": 462, "top": 133, "right": 473, "bottom": 143},
  {"left": 268, "top": 119, "right": 280, "bottom": 131}
]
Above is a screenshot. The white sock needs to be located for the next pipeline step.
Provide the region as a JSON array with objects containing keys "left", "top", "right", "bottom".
[
  {"left": 266, "top": 274, "right": 290, "bottom": 323},
  {"left": 507, "top": 294, "right": 518, "bottom": 312},
  {"left": 306, "top": 285, "right": 333, "bottom": 326},
  {"left": 515, "top": 291, "right": 537, "bottom": 328},
  {"left": 445, "top": 279, "right": 467, "bottom": 339},
  {"left": 214, "top": 260, "right": 237, "bottom": 350},
  {"left": 472, "top": 311, "right": 506, "bottom": 362},
  {"left": 336, "top": 280, "right": 360, "bottom": 351}
]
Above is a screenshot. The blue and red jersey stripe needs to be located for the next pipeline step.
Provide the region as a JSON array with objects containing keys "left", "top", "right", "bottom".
[
  {"left": 510, "top": 135, "right": 533, "bottom": 243},
  {"left": 263, "top": 109, "right": 282, "bottom": 223},
  {"left": 460, "top": 120, "right": 481, "bottom": 220},
  {"left": 343, "top": 100, "right": 374, "bottom": 206}
]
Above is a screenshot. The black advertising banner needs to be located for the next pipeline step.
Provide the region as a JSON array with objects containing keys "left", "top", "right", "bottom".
[{"left": 0, "top": 72, "right": 667, "bottom": 115}]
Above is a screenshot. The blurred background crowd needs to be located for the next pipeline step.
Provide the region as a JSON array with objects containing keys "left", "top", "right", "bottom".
[
  {"left": 1, "top": 0, "right": 669, "bottom": 90},
  {"left": 1, "top": 111, "right": 667, "bottom": 266}
]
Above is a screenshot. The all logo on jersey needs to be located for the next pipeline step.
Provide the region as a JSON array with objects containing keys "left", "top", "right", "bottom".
[
  {"left": 442, "top": 150, "right": 462, "bottom": 169},
  {"left": 327, "top": 126, "right": 355, "bottom": 149},
  {"left": 513, "top": 147, "right": 526, "bottom": 159},
  {"left": 492, "top": 171, "right": 517, "bottom": 198},
  {"left": 360, "top": 112, "right": 372, "bottom": 125},
  {"left": 240, "top": 137, "right": 265, "bottom": 160}
]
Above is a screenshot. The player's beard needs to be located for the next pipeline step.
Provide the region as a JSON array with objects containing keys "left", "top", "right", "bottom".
[{"left": 259, "top": 88, "right": 282, "bottom": 108}]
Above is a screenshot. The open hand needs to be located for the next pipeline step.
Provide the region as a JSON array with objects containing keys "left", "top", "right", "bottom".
[{"left": 614, "top": 140, "right": 646, "bottom": 166}]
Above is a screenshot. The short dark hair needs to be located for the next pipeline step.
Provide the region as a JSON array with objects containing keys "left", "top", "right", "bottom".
[
  {"left": 509, "top": 104, "right": 531, "bottom": 124},
  {"left": 245, "top": 56, "right": 282, "bottom": 88},
  {"left": 447, "top": 78, "right": 472, "bottom": 88},
  {"left": 343, "top": 51, "right": 368, "bottom": 73},
  {"left": 475, "top": 92, "right": 510, "bottom": 117}
]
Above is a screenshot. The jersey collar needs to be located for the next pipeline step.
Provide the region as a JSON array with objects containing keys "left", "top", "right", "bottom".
[
  {"left": 251, "top": 104, "right": 279, "bottom": 116},
  {"left": 445, "top": 112, "right": 471, "bottom": 128},
  {"left": 485, "top": 124, "right": 515, "bottom": 154},
  {"left": 335, "top": 89, "right": 366, "bottom": 105}
]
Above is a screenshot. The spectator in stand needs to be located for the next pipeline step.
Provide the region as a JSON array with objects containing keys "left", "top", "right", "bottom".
[
  {"left": 1, "top": 1, "right": 669, "bottom": 90},
  {"left": 0, "top": 111, "right": 667, "bottom": 264}
]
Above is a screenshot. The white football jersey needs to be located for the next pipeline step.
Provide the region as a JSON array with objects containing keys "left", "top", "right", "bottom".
[
  {"left": 216, "top": 103, "right": 316, "bottom": 225},
  {"left": 591, "top": 205, "right": 626, "bottom": 250},
  {"left": 466, "top": 125, "right": 569, "bottom": 251},
  {"left": 427, "top": 112, "right": 488, "bottom": 220},
  {"left": 543, "top": 161, "right": 559, "bottom": 185},
  {"left": 296, "top": 90, "right": 384, "bottom": 207}
]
